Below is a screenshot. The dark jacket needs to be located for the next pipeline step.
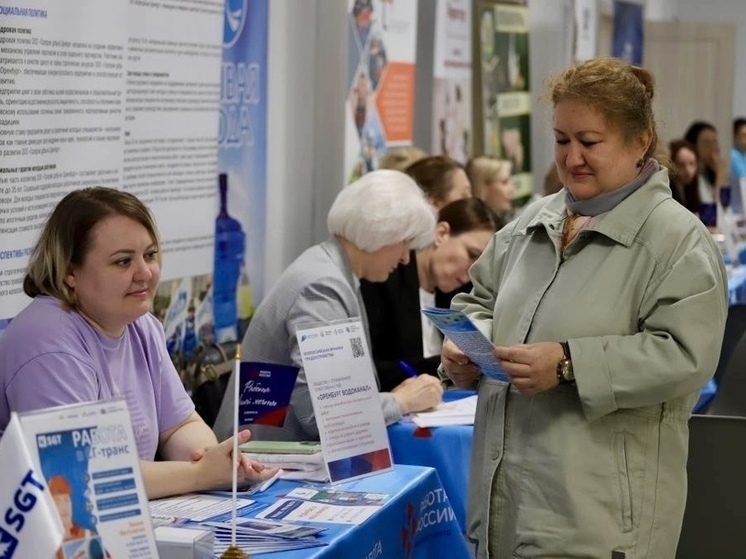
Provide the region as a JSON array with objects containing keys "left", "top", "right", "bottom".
[{"left": 360, "top": 252, "right": 444, "bottom": 392}]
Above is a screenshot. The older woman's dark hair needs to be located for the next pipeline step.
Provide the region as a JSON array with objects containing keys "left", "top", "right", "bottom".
[
  {"left": 437, "top": 198, "right": 502, "bottom": 234},
  {"left": 405, "top": 155, "right": 465, "bottom": 205},
  {"left": 546, "top": 57, "right": 658, "bottom": 162},
  {"left": 24, "top": 187, "right": 160, "bottom": 308}
]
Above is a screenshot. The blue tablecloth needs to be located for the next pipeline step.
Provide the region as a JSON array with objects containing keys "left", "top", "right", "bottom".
[
  {"left": 387, "top": 390, "right": 475, "bottom": 534},
  {"left": 242, "top": 464, "right": 470, "bottom": 559}
]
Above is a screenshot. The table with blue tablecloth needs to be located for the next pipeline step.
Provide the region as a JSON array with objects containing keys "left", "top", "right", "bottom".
[
  {"left": 237, "top": 464, "right": 470, "bottom": 559},
  {"left": 387, "top": 390, "right": 475, "bottom": 534}
]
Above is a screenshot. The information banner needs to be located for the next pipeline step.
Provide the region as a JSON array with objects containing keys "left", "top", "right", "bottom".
[
  {"left": 0, "top": 1, "right": 224, "bottom": 322},
  {"left": 432, "top": 0, "right": 472, "bottom": 164},
  {"left": 19, "top": 399, "right": 158, "bottom": 559},
  {"left": 345, "top": 0, "right": 418, "bottom": 181},
  {"left": 0, "top": 1, "right": 126, "bottom": 320},
  {"left": 296, "top": 319, "right": 392, "bottom": 484}
]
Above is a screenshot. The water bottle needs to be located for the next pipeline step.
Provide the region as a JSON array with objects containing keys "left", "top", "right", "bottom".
[{"left": 213, "top": 173, "right": 245, "bottom": 342}]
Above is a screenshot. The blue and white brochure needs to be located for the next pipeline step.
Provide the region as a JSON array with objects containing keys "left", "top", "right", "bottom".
[
  {"left": 19, "top": 399, "right": 158, "bottom": 559},
  {"left": 421, "top": 307, "right": 508, "bottom": 381}
]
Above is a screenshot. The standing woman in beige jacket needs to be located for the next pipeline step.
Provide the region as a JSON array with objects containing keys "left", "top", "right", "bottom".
[{"left": 441, "top": 58, "right": 728, "bottom": 558}]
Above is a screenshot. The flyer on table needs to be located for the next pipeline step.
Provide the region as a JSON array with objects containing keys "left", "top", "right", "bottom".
[
  {"left": 296, "top": 318, "right": 392, "bottom": 483},
  {"left": 18, "top": 399, "right": 158, "bottom": 558}
]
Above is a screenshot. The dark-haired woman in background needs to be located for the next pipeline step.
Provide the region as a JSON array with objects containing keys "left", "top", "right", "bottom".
[
  {"left": 684, "top": 120, "right": 728, "bottom": 207},
  {"left": 361, "top": 198, "right": 500, "bottom": 392},
  {"left": 669, "top": 139, "right": 700, "bottom": 211}
]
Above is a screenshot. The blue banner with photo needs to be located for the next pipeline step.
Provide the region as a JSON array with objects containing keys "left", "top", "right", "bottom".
[{"left": 612, "top": 0, "right": 644, "bottom": 65}]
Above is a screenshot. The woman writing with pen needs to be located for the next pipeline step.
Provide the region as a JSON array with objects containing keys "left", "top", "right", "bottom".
[{"left": 361, "top": 198, "right": 500, "bottom": 392}]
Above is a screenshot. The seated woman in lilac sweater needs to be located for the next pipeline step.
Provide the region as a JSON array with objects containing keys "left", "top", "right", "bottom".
[{"left": 0, "top": 187, "right": 276, "bottom": 499}]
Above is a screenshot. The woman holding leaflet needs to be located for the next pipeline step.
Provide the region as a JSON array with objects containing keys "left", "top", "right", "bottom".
[
  {"left": 0, "top": 187, "right": 277, "bottom": 499},
  {"left": 440, "top": 58, "right": 728, "bottom": 557}
]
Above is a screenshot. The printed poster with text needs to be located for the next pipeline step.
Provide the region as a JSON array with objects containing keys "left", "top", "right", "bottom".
[
  {"left": 0, "top": 1, "right": 126, "bottom": 325},
  {"left": 19, "top": 399, "right": 158, "bottom": 558},
  {"left": 0, "top": 1, "right": 225, "bottom": 333},
  {"left": 431, "top": 0, "right": 472, "bottom": 164},
  {"left": 345, "top": 0, "right": 418, "bottom": 182}
]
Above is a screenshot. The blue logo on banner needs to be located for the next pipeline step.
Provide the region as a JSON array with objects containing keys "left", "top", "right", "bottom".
[
  {"left": 223, "top": 0, "right": 247, "bottom": 48},
  {"left": 0, "top": 526, "right": 18, "bottom": 559}
]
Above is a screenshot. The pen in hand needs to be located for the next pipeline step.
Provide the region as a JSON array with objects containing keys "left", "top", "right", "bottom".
[{"left": 398, "top": 360, "right": 419, "bottom": 378}]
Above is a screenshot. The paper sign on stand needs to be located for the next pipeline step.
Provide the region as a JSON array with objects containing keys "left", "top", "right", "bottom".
[
  {"left": 296, "top": 318, "right": 392, "bottom": 484},
  {"left": 19, "top": 399, "right": 159, "bottom": 559}
]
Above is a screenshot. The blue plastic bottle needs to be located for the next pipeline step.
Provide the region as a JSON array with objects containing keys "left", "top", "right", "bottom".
[{"left": 213, "top": 173, "right": 245, "bottom": 342}]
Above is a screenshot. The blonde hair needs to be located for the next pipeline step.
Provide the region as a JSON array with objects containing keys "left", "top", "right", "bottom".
[
  {"left": 546, "top": 57, "right": 658, "bottom": 161},
  {"left": 377, "top": 146, "right": 428, "bottom": 172},
  {"left": 24, "top": 187, "right": 161, "bottom": 308},
  {"left": 466, "top": 156, "right": 512, "bottom": 201}
]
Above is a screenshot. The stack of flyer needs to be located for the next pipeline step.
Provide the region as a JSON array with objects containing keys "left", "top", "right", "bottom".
[
  {"left": 150, "top": 494, "right": 327, "bottom": 555},
  {"left": 255, "top": 487, "right": 389, "bottom": 525}
]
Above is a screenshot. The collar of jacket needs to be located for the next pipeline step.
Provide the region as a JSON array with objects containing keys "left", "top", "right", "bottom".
[
  {"left": 321, "top": 236, "right": 360, "bottom": 290},
  {"left": 516, "top": 169, "right": 673, "bottom": 248}
]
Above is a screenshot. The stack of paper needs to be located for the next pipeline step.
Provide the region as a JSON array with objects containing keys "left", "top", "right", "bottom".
[
  {"left": 411, "top": 395, "right": 478, "bottom": 428},
  {"left": 241, "top": 441, "right": 328, "bottom": 482},
  {"left": 206, "top": 517, "right": 327, "bottom": 555},
  {"left": 151, "top": 495, "right": 328, "bottom": 555}
]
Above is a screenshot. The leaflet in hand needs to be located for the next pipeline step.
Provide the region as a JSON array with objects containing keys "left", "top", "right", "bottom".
[{"left": 421, "top": 307, "right": 508, "bottom": 381}]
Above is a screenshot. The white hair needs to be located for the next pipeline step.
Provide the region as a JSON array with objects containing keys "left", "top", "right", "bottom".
[{"left": 327, "top": 169, "right": 436, "bottom": 252}]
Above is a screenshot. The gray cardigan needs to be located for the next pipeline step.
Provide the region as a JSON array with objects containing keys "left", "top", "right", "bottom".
[{"left": 213, "top": 237, "right": 402, "bottom": 441}]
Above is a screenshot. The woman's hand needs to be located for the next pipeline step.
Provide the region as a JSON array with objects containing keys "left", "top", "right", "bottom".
[
  {"left": 192, "top": 430, "right": 279, "bottom": 491},
  {"left": 441, "top": 339, "right": 480, "bottom": 387},
  {"left": 494, "top": 342, "right": 565, "bottom": 395},
  {"left": 391, "top": 375, "right": 443, "bottom": 415}
]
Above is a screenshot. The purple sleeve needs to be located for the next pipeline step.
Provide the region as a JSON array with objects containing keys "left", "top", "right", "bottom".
[
  {"left": 147, "top": 317, "right": 195, "bottom": 434},
  {"left": 5, "top": 352, "right": 99, "bottom": 414}
]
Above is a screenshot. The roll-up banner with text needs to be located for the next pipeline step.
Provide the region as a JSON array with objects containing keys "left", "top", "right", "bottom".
[{"left": 0, "top": 1, "right": 269, "bottom": 367}]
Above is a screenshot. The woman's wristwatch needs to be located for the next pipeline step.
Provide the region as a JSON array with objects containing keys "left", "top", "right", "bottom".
[{"left": 556, "top": 341, "right": 575, "bottom": 384}]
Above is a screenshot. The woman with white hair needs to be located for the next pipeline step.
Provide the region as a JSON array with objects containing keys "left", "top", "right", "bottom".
[{"left": 214, "top": 170, "right": 444, "bottom": 441}]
